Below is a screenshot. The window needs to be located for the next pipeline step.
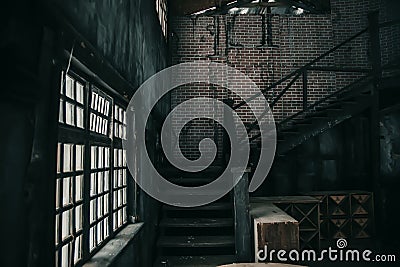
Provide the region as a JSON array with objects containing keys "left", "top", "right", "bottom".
[
  {"left": 156, "top": 0, "right": 167, "bottom": 37},
  {"left": 55, "top": 71, "right": 132, "bottom": 267}
]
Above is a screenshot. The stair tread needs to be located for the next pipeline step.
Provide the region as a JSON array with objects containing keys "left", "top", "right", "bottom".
[
  {"left": 157, "top": 235, "right": 235, "bottom": 248},
  {"left": 163, "top": 189, "right": 229, "bottom": 197},
  {"left": 159, "top": 166, "right": 224, "bottom": 177},
  {"left": 168, "top": 177, "right": 216, "bottom": 185},
  {"left": 160, "top": 218, "right": 233, "bottom": 228},
  {"left": 155, "top": 255, "right": 236, "bottom": 267},
  {"left": 163, "top": 202, "right": 231, "bottom": 211}
]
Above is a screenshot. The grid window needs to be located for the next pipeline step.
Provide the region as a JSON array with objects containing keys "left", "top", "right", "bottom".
[
  {"left": 55, "top": 142, "right": 85, "bottom": 267},
  {"left": 90, "top": 88, "right": 111, "bottom": 136},
  {"left": 112, "top": 148, "right": 128, "bottom": 230},
  {"left": 114, "top": 105, "right": 127, "bottom": 140},
  {"left": 59, "top": 74, "right": 85, "bottom": 129},
  {"left": 56, "top": 71, "right": 131, "bottom": 267},
  {"left": 156, "top": 0, "right": 167, "bottom": 37},
  {"left": 89, "top": 145, "right": 111, "bottom": 251}
]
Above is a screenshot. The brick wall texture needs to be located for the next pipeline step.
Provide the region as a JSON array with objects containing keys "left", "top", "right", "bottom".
[{"left": 169, "top": 0, "right": 400, "bottom": 160}]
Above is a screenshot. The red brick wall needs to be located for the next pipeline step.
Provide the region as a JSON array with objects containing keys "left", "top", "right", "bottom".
[{"left": 169, "top": 0, "right": 399, "bottom": 160}]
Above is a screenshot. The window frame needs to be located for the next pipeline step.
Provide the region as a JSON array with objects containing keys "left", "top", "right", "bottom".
[
  {"left": 156, "top": 0, "right": 168, "bottom": 38},
  {"left": 55, "top": 64, "right": 135, "bottom": 267}
]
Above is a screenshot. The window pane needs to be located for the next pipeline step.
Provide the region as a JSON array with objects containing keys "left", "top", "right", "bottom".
[
  {"left": 104, "top": 101, "right": 110, "bottom": 116},
  {"left": 75, "top": 145, "right": 84, "bottom": 171},
  {"left": 75, "top": 175, "right": 83, "bottom": 202},
  {"left": 104, "top": 194, "right": 109, "bottom": 214},
  {"left": 90, "top": 113, "right": 96, "bottom": 132},
  {"left": 89, "top": 227, "right": 95, "bottom": 251},
  {"left": 90, "top": 199, "right": 96, "bottom": 224},
  {"left": 97, "top": 221, "right": 103, "bottom": 244},
  {"left": 65, "top": 102, "right": 75, "bottom": 126},
  {"left": 76, "top": 82, "right": 84, "bottom": 104},
  {"left": 55, "top": 214, "right": 59, "bottom": 245},
  {"left": 104, "top": 171, "right": 109, "bottom": 191},
  {"left": 97, "top": 196, "right": 103, "bottom": 218},
  {"left": 56, "top": 179, "right": 61, "bottom": 209},
  {"left": 105, "top": 148, "right": 110, "bottom": 168},
  {"left": 77, "top": 107, "right": 84, "bottom": 129},
  {"left": 63, "top": 144, "right": 73, "bottom": 172},
  {"left": 61, "top": 210, "right": 70, "bottom": 240},
  {"left": 62, "top": 177, "right": 71, "bottom": 206},
  {"left": 98, "top": 147, "right": 104, "bottom": 169},
  {"left": 66, "top": 75, "right": 75, "bottom": 100},
  {"left": 90, "top": 173, "right": 97, "bottom": 196},
  {"left": 91, "top": 146, "right": 97, "bottom": 169},
  {"left": 104, "top": 217, "right": 109, "bottom": 238},
  {"left": 98, "top": 172, "right": 104, "bottom": 194},
  {"left": 91, "top": 92, "right": 98, "bottom": 110},
  {"left": 75, "top": 205, "right": 82, "bottom": 231},
  {"left": 98, "top": 96, "right": 104, "bottom": 114},
  {"left": 73, "top": 235, "right": 82, "bottom": 264},
  {"left": 59, "top": 99, "right": 64, "bottom": 123},
  {"left": 61, "top": 244, "right": 69, "bottom": 267}
]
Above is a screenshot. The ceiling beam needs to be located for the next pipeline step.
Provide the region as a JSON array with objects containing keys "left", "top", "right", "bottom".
[{"left": 170, "top": 0, "right": 329, "bottom": 16}]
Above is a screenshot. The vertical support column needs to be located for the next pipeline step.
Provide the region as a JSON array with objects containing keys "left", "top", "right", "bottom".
[
  {"left": 233, "top": 170, "right": 251, "bottom": 262},
  {"left": 302, "top": 69, "right": 308, "bottom": 111},
  {"left": 28, "top": 26, "right": 60, "bottom": 267},
  {"left": 368, "top": 11, "right": 382, "bottom": 236},
  {"left": 223, "top": 99, "right": 234, "bottom": 165}
]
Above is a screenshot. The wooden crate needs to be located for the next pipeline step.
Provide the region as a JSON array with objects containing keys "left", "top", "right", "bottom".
[
  {"left": 304, "top": 191, "right": 374, "bottom": 247},
  {"left": 252, "top": 196, "right": 320, "bottom": 250},
  {"left": 250, "top": 202, "right": 299, "bottom": 263}
]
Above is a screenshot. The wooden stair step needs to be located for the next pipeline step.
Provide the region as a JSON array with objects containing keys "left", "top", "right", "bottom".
[
  {"left": 157, "top": 235, "right": 235, "bottom": 248},
  {"left": 160, "top": 218, "right": 233, "bottom": 228},
  {"left": 168, "top": 177, "right": 216, "bottom": 185},
  {"left": 159, "top": 166, "right": 224, "bottom": 178},
  {"left": 163, "top": 202, "right": 231, "bottom": 211}
]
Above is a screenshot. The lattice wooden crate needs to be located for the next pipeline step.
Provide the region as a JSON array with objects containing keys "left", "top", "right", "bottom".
[
  {"left": 252, "top": 196, "right": 320, "bottom": 250},
  {"left": 350, "top": 192, "right": 373, "bottom": 217},
  {"left": 304, "top": 191, "right": 374, "bottom": 246}
]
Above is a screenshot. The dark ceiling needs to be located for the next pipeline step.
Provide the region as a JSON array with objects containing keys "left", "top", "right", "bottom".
[{"left": 170, "top": 0, "right": 332, "bottom": 16}]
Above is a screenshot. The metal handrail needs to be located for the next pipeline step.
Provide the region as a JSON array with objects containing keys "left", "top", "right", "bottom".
[
  {"left": 234, "top": 17, "right": 400, "bottom": 143},
  {"left": 232, "top": 27, "right": 369, "bottom": 110}
]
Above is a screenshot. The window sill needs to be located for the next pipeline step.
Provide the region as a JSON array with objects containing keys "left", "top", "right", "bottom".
[{"left": 83, "top": 222, "right": 144, "bottom": 267}]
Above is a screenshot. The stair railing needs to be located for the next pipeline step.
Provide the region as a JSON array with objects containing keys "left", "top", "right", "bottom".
[{"left": 231, "top": 16, "right": 400, "bottom": 143}]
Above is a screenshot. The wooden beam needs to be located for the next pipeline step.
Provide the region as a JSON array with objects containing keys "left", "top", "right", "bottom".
[{"left": 233, "top": 171, "right": 251, "bottom": 262}]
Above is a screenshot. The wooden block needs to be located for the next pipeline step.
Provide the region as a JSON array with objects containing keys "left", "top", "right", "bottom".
[
  {"left": 250, "top": 202, "right": 299, "bottom": 262},
  {"left": 252, "top": 196, "right": 319, "bottom": 204},
  {"left": 251, "top": 196, "right": 321, "bottom": 250}
]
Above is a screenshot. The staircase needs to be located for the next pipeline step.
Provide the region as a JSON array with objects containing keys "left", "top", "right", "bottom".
[
  {"left": 256, "top": 75, "right": 375, "bottom": 156},
  {"left": 154, "top": 167, "right": 236, "bottom": 267},
  {"left": 153, "top": 16, "right": 400, "bottom": 267}
]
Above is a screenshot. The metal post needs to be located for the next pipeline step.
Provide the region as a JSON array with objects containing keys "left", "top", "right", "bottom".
[
  {"left": 368, "top": 11, "right": 382, "bottom": 237},
  {"left": 233, "top": 170, "right": 251, "bottom": 262},
  {"left": 223, "top": 99, "right": 234, "bottom": 164}
]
